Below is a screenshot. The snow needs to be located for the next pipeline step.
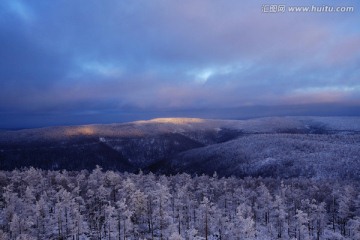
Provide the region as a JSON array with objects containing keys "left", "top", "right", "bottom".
[
  {"left": 1, "top": 116, "right": 360, "bottom": 179},
  {"left": 172, "top": 132, "right": 360, "bottom": 179},
  {"left": 1, "top": 168, "right": 359, "bottom": 239},
  {"left": 1, "top": 116, "right": 360, "bottom": 143}
]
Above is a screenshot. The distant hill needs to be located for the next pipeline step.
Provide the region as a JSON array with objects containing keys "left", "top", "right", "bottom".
[{"left": 1, "top": 117, "right": 360, "bottom": 180}]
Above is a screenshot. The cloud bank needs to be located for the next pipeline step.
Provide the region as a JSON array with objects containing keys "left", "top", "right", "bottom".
[{"left": 0, "top": 0, "right": 359, "bottom": 127}]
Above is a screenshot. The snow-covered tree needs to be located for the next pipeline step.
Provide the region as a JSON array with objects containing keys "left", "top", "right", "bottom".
[
  {"left": 1, "top": 169, "right": 360, "bottom": 239},
  {"left": 235, "top": 203, "right": 256, "bottom": 239},
  {"left": 294, "top": 209, "right": 310, "bottom": 240}
]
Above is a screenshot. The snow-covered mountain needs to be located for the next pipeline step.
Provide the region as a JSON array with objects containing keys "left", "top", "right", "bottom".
[{"left": 1, "top": 117, "right": 360, "bottom": 179}]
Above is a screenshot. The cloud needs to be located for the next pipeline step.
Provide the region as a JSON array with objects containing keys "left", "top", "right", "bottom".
[
  {"left": 0, "top": 0, "right": 360, "bottom": 127},
  {"left": 2, "top": 0, "right": 35, "bottom": 23}
]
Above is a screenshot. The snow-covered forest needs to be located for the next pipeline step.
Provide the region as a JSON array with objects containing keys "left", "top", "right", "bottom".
[{"left": 0, "top": 167, "right": 359, "bottom": 240}]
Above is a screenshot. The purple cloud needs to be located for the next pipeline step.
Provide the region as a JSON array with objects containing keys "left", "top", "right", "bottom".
[{"left": 0, "top": 0, "right": 359, "bottom": 127}]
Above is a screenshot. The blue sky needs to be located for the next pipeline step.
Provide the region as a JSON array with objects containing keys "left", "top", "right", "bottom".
[{"left": 0, "top": 0, "right": 360, "bottom": 128}]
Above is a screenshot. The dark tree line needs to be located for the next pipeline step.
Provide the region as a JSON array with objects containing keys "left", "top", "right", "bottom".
[{"left": 0, "top": 167, "right": 359, "bottom": 239}]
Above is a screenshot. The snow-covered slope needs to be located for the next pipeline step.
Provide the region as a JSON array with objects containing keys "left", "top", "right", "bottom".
[
  {"left": 1, "top": 116, "right": 359, "bottom": 142},
  {"left": 168, "top": 133, "right": 360, "bottom": 179},
  {"left": 0, "top": 117, "right": 359, "bottom": 179}
]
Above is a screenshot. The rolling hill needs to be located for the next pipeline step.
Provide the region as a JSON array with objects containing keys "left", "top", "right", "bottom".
[{"left": 1, "top": 117, "right": 360, "bottom": 180}]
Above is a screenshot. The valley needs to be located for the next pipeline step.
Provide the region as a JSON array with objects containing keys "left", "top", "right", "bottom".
[{"left": 1, "top": 117, "right": 360, "bottom": 180}]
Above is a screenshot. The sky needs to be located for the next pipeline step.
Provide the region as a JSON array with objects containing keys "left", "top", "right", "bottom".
[{"left": 0, "top": 0, "right": 360, "bottom": 128}]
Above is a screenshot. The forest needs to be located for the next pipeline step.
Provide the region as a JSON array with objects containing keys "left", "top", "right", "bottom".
[{"left": 0, "top": 166, "right": 359, "bottom": 240}]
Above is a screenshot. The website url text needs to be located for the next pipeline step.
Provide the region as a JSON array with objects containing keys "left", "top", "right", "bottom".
[{"left": 262, "top": 5, "right": 354, "bottom": 13}]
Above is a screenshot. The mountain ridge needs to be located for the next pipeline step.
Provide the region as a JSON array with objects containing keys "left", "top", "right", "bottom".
[{"left": 1, "top": 116, "right": 360, "bottom": 179}]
